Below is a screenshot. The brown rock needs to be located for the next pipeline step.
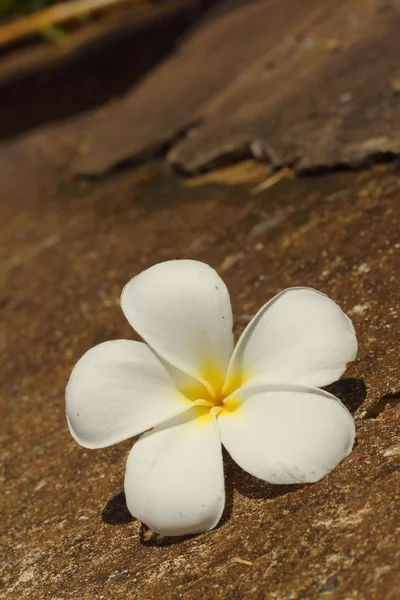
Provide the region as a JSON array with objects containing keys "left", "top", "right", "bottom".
[
  {"left": 71, "top": 0, "right": 400, "bottom": 176},
  {"left": 1, "top": 120, "right": 400, "bottom": 599}
]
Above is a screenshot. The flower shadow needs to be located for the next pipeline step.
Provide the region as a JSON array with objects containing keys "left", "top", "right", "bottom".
[
  {"left": 224, "top": 451, "right": 304, "bottom": 501},
  {"left": 323, "top": 377, "right": 367, "bottom": 414},
  {"left": 101, "top": 492, "right": 205, "bottom": 547},
  {"left": 101, "top": 492, "right": 134, "bottom": 525}
]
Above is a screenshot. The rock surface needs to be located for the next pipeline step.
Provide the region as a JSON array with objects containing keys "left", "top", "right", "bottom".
[
  {"left": 1, "top": 118, "right": 399, "bottom": 599},
  {"left": 71, "top": 0, "right": 400, "bottom": 176}
]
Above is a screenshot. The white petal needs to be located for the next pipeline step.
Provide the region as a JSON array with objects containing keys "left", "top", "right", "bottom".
[
  {"left": 121, "top": 260, "right": 233, "bottom": 392},
  {"left": 225, "top": 287, "right": 357, "bottom": 390},
  {"left": 66, "top": 340, "right": 191, "bottom": 449},
  {"left": 218, "top": 385, "right": 355, "bottom": 484},
  {"left": 125, "top": 407, "right": 225, "bottom": 536}
]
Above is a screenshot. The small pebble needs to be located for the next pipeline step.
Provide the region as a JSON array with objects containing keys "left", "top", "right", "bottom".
[
  {"left": 377, "top": 1, "right": 395, "bottom": 13},
  {"left": 349, "top": 303, "right": 369, "bottom": 315},
  {"left": 390, "top": 78, "right": 400, "bottom": 94},
  {"left": 249, "top": 214, "right": 284, "bottom": 237},
  {"left": 339, "top": 92, "right": 353, "bottom": 105},
  {"left": 326, "top": 37, "right": 342, "bottom": 52},
  {"left": 220, "top": 252, "right": 245, "bottom": 271},
  {"left": 320, "top": 573, "right": 339, "bottom": 593},
  {"left": 383, "top": 443, "right": 400, "bottom": 457}
]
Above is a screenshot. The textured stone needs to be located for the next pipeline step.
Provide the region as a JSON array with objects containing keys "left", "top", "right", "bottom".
[
  {"left": 71, "top": 0, "right": 400, "bottom": 176},
  {"left": 0, "top": 123, "right": 399, "bottom": 599}
]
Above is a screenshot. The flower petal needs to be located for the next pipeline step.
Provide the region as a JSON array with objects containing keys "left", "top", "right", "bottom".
[
  {"left": 125, "top": 407, "right": 225, "bottom": 536},
  {"left": 225, "top": 287, "right": 357, "bottom": 390},
  {"left": 66, "top": 340, "right": 192, "bottom": 449},
  {"left": 218, "top": 385, "right": 355, "bottom": 484},
  {"left": 121, "top": 260, "right": 234, "bottom": 392}
]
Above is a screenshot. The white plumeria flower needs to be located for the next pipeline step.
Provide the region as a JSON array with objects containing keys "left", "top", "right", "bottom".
[{"left": 66, "top": 260, "right": 357, "bottom": 536}]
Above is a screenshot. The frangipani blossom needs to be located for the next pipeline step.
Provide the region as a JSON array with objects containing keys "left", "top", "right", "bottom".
[{"left": 66, "top": 260, "right": 357, "bottom": 536}]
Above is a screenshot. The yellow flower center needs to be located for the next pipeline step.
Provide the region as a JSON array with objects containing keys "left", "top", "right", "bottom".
[{"left": 182, "top": 361, "right": 243, "bottom": 422}]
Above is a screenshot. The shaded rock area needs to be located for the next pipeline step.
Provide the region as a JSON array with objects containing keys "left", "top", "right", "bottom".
[
  {"left": 1, "top": 114, "right": 399, "bottom": 598},
  {"left": 71, "top": 0, "right": 400, "bottom": 176},
  {"left": 0, "top": 0, "right": 205, "bottom": 140}
]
